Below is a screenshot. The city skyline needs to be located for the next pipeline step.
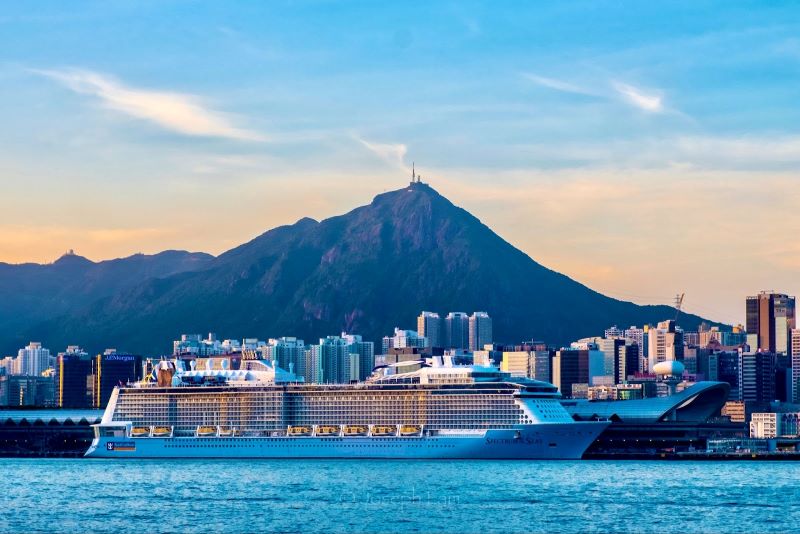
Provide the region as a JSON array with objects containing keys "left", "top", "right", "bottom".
[
  {"left": 5, "top": 3, "right": 800, "bottom": 531},
  {"left": 3, "top": 2, "right": 800, "bottom": 325}
]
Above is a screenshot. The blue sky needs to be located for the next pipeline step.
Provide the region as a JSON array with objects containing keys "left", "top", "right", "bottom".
[{"left": 1, "top": 1, "right": 799, "bottom": 324}]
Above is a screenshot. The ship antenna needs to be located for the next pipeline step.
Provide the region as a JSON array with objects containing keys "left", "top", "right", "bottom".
[{"left": 412, "top": 162, "right": 416, "bottom": 181}]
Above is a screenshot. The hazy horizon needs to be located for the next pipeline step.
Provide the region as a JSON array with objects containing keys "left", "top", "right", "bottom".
[{"left": 2, "top": 1, "right": 799, "bottom": 326}]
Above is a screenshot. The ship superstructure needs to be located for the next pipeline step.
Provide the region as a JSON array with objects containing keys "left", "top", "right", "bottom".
[{"left": 85, "top": 357, "right": 608, "bottom": 459}]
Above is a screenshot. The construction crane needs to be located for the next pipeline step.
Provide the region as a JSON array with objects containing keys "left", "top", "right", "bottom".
[{"left": 673, "top": 293, "right": 685, "bottom": 324}]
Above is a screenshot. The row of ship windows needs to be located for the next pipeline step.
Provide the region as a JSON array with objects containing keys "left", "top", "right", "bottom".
[
  {"left": 118, "top": 403, "right": 519, "bottom": 409},
  {"left": 117, "top": 418, "right": 529, "bottom": 431},
  {"left": 117, "top": 410, "right": 522, "bottom": 417},
  {"left": 164, "top": 437, "right": 428, "bottom": 443},
  {"left": 117, "top": 411, "right": 520, "bottom": 417},
  {"left": 163, "top": 443, "right": 459, "bottom": 448},
  {"left": 116, "top": 413, "right": 525, "bottom": 419},
  {"left": 120, "top": 390, "right": 518, "bottom": 396},
  {"left": 117, "top": 415, "right": 524, "bottom": 424},
  {"left": 117, "top": 402, "right": 515, "bottom": 408},
  {"left": 116, "top": 404, "right": 519, "bottom": 409},
  {"left": 116, "top": 408, "right": 520, "bottom": 414},
  {"left": 118, "top": 396, "right": 518, "bottom": 405}
]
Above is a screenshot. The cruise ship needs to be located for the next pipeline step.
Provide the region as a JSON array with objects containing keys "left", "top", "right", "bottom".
[{"left": 85, "top": 357, "right": 608, "bottom": 459}]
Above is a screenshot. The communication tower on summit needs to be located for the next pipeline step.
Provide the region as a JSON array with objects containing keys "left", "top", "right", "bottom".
[{"left": 410, "top": 162, "right": 422, "bottom": 185}]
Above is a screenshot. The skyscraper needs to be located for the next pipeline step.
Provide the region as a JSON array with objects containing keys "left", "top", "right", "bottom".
[
  {"left": 604, "top": 326, "right": 623, "bottom": 339},
  {"left": 417, "top": 311, "right": 442, "bottom": 348},
  {"left": 310, "top": 336, "right": 349, "bottom": 384},
  {"left": 342, "top": 333, "right": 375, "bottom": 381},
  {"left": 623, "top": 325, "right": 648, "bottom": 371},
  {"left": 718, "top": 351, "right": 740, "bottom": 401},
  {"left": 791, "top": 329, "right": 800, "bottom": 403},
  {"left": 696, "top": 349, "right": 719, "bottom": 382},
  {"left": 445, "top": 312, "right": 469, "bottom": 350},
  {"left": 17, "top": 342, "right": 51, "bottom": 377},
  {"left": 304, "top": 348, "right": 320, "bottom": 384},
  {"left": 775, "top": 296, "right": 795, "bottom": 354},
  {"left": 738, "top": 351, "right": 776, "bottom": 405},
  {"left": 552, "top": 349, "right": 589, "bottom": 399},
  {"left": 647, "top": 320, "right": 684, "bottom": 371},
  {"left": 0, "top": 356, "right": 16, "bottom": 376},
  {"left": 746, "top": 292, "right": 796, "bottom": 354},
  {"left": 617, "top": 344, "right": 640, "bottom": 383},
  {"left": 596, "top": 337, "right": 637, "bottom": 384},
  {"left": 57, "top": 345, "right": 92, "bottom": 408},
  {"left": 468, "top": 312, "right": 492, "bottom": 351},
  {"left": 307, "top": 335, "right": 369, "bottom": 384},
  {"left": 529, "top": 350, "right": 552, "bottom": 383},
  {"left": 94, "top": 350, "right": 142, "bottom": 408},
  {"left": 265, "top": 337, "right": 306, "bottom": 379},
  {"left": 596, "top": 338, "right": 622, "bottom": 383}
]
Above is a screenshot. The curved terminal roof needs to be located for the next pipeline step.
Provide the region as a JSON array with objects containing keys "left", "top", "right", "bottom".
[
  {"left": 562, "top": 381, "right": 730, "bottom": 424},
  {"left": 0, "top": 409, "right": 103, "bottom": 425}
]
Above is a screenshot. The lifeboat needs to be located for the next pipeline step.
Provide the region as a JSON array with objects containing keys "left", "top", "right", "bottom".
[
  {"left": 342, "top": 425, "right": 369, "bottom": 437},
  {"left": 218, "top": 427, "right": 234, "bottom": 437},
  {"left": 370, "top": 425, "right": 397, "bottom": 437},
  {"left": 151, "top": 426, "right": 172, "bottom": 437},
  {"left": 315, "top": 425, "right": 340, "bottom": 437},
  {"left": 131, "top": 426, "right": 150, "bottom": 438},
  {"left": 196, "top": 426, "right": 217, "bottom": 437},
  {"left": 287, "top": 425, "right": 313, "bottom": 437},
  {"left": 399, "top": 425, "right": 422, "bottom": 437}
]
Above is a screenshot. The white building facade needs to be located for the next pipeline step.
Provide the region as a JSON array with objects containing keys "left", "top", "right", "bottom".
[{"left": 17, "top": 342, "right": 52, "bottom": 377}]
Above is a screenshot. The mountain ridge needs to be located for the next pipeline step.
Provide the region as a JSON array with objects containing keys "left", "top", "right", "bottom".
[
  {"left": 0, "top": 249, "right": 214, "bottom": 351},
  {"left": 1, "top": 182, "right": 722, "bottom": 355}
]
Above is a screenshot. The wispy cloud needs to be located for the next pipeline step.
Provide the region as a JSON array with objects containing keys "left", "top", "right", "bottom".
[
  {"left": 522, "top": 73, "right": 672, "bottom": 115},
  {"left": 521, "top": 73, "right": 597, "bottom": 96},
  {"left": 612, "top": 81, "right": 663, "bottom": 113},
  {"left": 356, "top": 137, "right": 409, "bottom": 170},
  {"left": 32, "top": 68, "right": 265, "bottom": 141}
]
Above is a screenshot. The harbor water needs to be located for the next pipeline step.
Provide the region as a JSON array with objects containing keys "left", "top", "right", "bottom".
[{"left": 2, "top": 458, "right": 798, "bottom": 533}]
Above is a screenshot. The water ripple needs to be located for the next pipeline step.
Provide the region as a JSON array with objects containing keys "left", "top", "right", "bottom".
[{"left": 2, "top": 459, "right": 800, "bottom": 533}]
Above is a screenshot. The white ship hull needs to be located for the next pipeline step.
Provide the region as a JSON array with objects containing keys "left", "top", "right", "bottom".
[{"left": 86, "top": 422, "right": 608, "bottom": 460}]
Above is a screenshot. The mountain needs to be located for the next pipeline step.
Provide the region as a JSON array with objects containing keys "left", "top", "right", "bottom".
[
  {"left": 0, "top": 250, "right": 213, "bottom": 351},
  {"left": 3, "top": 183, "right": 720, "bottom": 355}
]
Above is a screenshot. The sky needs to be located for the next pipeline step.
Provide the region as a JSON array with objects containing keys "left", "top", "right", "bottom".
[{"left": 1, "top": 0, "right": 799, "bottom": 325}]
